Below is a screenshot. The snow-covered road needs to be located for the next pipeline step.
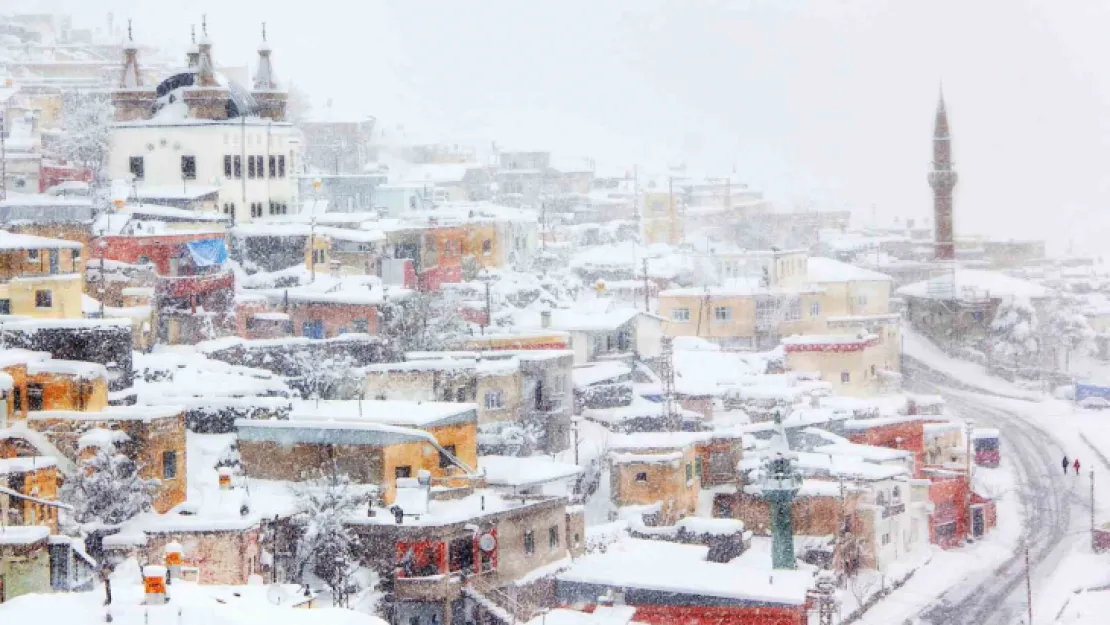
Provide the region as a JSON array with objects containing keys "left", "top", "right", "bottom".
[{"left": 905, "top": 356, "right": 1086, "bottom": 625}]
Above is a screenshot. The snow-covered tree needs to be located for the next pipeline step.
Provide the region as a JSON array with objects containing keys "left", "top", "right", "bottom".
[
  {"left": 61, "top": 445, "right": 158, "bottom": 527},
  {"left": 990, "top": 296, "right": 1041, "bottom": 366},
  {"left": 291, "top": 473, "right": 372, "bottom": 607},
  {"left": 53, "top": 92, "right": 113, "bottom": 182},
  {"left": 288, "top": 350, "right": 361, "bottom": 400},
  {"left": 1045, "top": 306, "right": 1095, "bottom": 365},
  {"left": 382, "top": 290, "right": 471, "bottom": 352}
]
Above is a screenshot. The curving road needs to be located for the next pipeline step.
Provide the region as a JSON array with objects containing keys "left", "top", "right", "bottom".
[{"left": 904, "top": 356, "right": 1080, "bottom": 625}]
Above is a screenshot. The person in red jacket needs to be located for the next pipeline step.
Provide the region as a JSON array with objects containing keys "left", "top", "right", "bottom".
[{"left": 1074, "top": 458, "right": 1081, "bottom": 475}]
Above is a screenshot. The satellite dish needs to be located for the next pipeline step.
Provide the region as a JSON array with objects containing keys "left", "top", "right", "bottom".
[
  {"left": 266, "top": 583, "right": 291, "bottom": 605},
  {"left": 478, "top": 533, "right": 497, "bottom": 552}
]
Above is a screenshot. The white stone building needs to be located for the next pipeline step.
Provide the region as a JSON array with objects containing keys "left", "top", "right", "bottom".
[{"left": 106, "top": 22, "right": 299, "bottom": 224}]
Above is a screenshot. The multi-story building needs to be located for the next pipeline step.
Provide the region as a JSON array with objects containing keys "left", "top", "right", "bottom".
[
  {"left": 658, "top": 253, "right": 894, "bottom": 351},
  {"left": 105, "top": 25, "right": 299, "bottom": 225},
  {"left": 0, "top": 230, "right": 84, "bottom": 318},
  {"left": 298, "top": 113, "right": 376, "bottom": 175}
]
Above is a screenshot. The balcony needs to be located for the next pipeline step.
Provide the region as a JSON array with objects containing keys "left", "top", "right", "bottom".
[
  {"left": 881, "top": 502, "right": 907, "bottom": 519},
  {"left": 393, "top": 573, "right": 461, "bottom": 602},
  {"left": 155, "top": 268, "right": 234, "bottom": 300}
]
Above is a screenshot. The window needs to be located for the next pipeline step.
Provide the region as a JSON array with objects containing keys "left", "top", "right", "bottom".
[
  {"left": 439, "top": 444, "right": 457, "bottom": 469},
  {"left": 129, "top": 156, "right": 144, "bottom": 180},
  {"left": 34, "top": 290, "right": 52, "bottom": 308},
  {"left": 278, "top": 155, "right": 286, "bottom": 177},
  {"left": 181, "top": 155, "right": 196, "bottom": 180},
  {"left": 482, "top": 239, "right": 492, "bottom": 255},
  {"left": 248, "top": 155, "right": 257, "bottom": 178},
  {"left": 224, "top": 155, "right": 233, "bottom": 177},
  {"left": 549, "top": 526, "right": 559, "bottom": 549},
  {"left": 635, "top": 472, "right": 648, "bottom": 483},
  {"left": 685, "top": 463, "right": 693, "bottom": 482},
  {"left": 485, "top": 390, "right": 503, "bottom": 410},
  {"left": 524, "top": 530, "right": 535, "bottom": 555},
  {"left": 27, "top": 249, "right": 39, "bottom": 261},
  {"left": 870, "top": 364, "right": 877, "bottom": 376},
  {"left": 27, "top": 384, "right": 43, "bottom": 411},
  {"left": 0, "top": 299, "right": 9, "bottom": 315},
  {"left": 455, "top": 387, "right": 467, "bottom": 403},
  {"left": 841, "top": 371, "right": 850, "bottom": 383},
  {"left": 713, "top": 306, "right": 732, "bottom": 322},
  {"left": 695, "top": 458, "right": 704, "bottom": 479},
  {"left": 395, "top": 466, "right": 412, "bottom": 479},
  {"left": 353, "top": 319, "right": 369, "bottom": 333},
  {"left": 256, "top": 154, "right": 264, "bottom": 177},
  {"left": 882, "top": 533, "right": 891, "bottom": 546},
  {"left": 785, "top": 298, "right": 802, "bottom": 321},
  {"left": 233, "top": 155, "right": 242, "bottom": 178},
  {"left": 876, "top": 491, "right": 887, "bottom": 506},
  {"left": 72, "top": 248, "right": 80, "bottom": 263},
  {"left": 810, "top": 301, "right": 821, "bottom": 317},
  {"left": 269, "top": 155, "right": 277, "bottom": 178},
  {"left": 671, "top": 307, "right": 691, "bottom": 322},
  {"left": 892, "top": 486, "right": 902, "bottom": 503},
  {"left": 162, "top": 451, "right": 177, "bottom": 479},
  {"left": 857, "top": 294, "right": 868, "bottom": 308}
]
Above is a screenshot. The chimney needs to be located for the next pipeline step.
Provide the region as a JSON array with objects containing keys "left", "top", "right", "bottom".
[
  {"left": 143, "top": 565, "right": 168, "bottom": 605},
  {"left": 218, "top": 467, "right": 233, "bottom": 490},
  {"left": 540, "top": 309, "right": 552, "bottom": 329},
  {"left": 164, "top": 541, "right": 183, "bottom": 582}
]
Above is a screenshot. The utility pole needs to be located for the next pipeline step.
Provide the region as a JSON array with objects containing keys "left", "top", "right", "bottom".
[
  {"left": 484, "top": 275, "right": 492, "bottom": 334},
  {"left": 965, "top": 422, "right": 974, "bottom": 542},
  {"left": 660, "top": 336, "right": 677, "bottom": 430},
  {"left": 642, "top": 258, "right": 650, "bottom": 313},
  {"left": 309, "top": 214, "right": 317, "bottom": 283},
  {"left": 1092, "top": 469, "right": 1096, "bottom": 552},
  {"left": 0, "top": 111, "right": 6, "bottom": 201},
  {"left": 1025, "top": 543, "right": 1033, "bottom": 625},
  {"left": 97, "top": 229, "right": 106, "bottom": 318}
]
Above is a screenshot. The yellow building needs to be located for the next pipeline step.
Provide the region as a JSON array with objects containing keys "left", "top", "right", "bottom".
[
  {"left": 657, "top": 254, "right": 894, "bottom": 350},
  {"left": 608, "top": 437, "right": 701, "bottom": 526},
  {"left": 641, "top": 191, "right": 683, "bottom": 245},
  {"left": 782, "top": 334, "right": 897, "bottom": 397},
  {"left": 236, "top": 400, "right": 480, "bottom": 504},
  {"left": 0, "top": 230, "right": 85, "bottom": 318},
  {"left": 1, "top": 351, "right": 109, "bottom": 419}
]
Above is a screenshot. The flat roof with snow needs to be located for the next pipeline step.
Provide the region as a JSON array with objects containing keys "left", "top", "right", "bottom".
[
  {"left": 897, "top": 268, "right": 1049, "bottom": 301},
  {"left": 0, "top": 229, "right": 83, "bottom": 250},
  {"left": 29, "top": 405, "right": 184, "bottom": 422},
  {"left": 556, "top": 537, "right": 811, "bottom": 606},
  {"left": 480, "top": 455, "right": 582, "bottom": 488},
  {"left": 289, "top": 399, "right": 478, "bottom": 428},
  {"left": 806, "top": 256, "right": 892, "bottom": 283}
]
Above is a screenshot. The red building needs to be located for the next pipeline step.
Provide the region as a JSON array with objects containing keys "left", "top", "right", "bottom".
[{"left": 40, "top": 162, "right": 94, "bottom": 192}]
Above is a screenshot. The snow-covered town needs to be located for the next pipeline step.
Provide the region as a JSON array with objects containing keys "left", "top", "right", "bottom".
[{"left": 1, "top": 5, "right": 1110, "bottom": 625}]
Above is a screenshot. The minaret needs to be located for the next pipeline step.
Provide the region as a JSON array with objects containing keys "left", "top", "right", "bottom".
[
  {"left": 111, "top": 19, "right": 155, "bottom": 121},
  {"left": 761, "top": 410, "right": 801, "bottom": 570},
  {"left": 252, "top": 22, "right": 288, "bottom": 121},
  {"left": 195, "top": 15, "right": 217, "bottom": 87},
  {"left": 120, "top": 20, "right": 141, "bottom": 88},
  {"left": 183, "top": 15, "right": 231, "bottom": 120},
  {"left": 928, "top": 88, "right": 958, "bottom": 261},
  {"left": 186, "top": 25, "right": 199, "bottom": 69}
]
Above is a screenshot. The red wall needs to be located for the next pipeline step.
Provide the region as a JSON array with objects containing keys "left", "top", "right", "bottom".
[
  {"left": 40, "top": 163, "right": 93, "bottom": 192},
  {"left": 577, "top": 604, "right": 807, "bottom": 625},
  {"left": 847, "top": 421, "right": 926, "bottom": 476},
  {"left": 95, "top": 232, "right": 226, "bottom": 276},
  {"left": 928, "top": 476, "right": 968, "bottom": 548},
  {"left": 419, "top": 264, "right": 463, "bottom": 292}
]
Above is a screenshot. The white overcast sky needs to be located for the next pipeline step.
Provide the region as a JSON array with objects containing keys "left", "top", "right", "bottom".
[{"left": 15, "top": 0, "right": 1110, "bottom": 254}]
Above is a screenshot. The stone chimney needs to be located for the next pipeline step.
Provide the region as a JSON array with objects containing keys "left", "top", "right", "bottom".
[
  {"left": 252, "top": 22, "right": 288, "bottom": 121},
  {"left": 110, "top": 19, "right": 155, "bottom": 121}
]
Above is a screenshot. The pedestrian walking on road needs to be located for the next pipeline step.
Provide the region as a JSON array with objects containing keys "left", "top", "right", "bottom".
[
  {"left": 1075, "top": 458, "right": 1081, "bottom": 475},
  {"left": 1063, "top": 455, "right": 1070, "bottom": 475}
]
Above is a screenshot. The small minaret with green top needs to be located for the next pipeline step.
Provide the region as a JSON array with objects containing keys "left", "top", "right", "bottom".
[{"left": 762, "top": 410, "right": 802, "bottom": 569}]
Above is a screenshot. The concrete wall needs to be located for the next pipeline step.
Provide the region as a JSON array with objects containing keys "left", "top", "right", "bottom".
[
  {"left": 238, "top": 440, "right": 385, "bottom": 483},
  {"left": 0, "top": 541, "right": 51, "bottom": 602},
  {"left": 785, "top": 343, "right": 888, "bottom": 397},
  {"left": 610, "top": 447, "right": 700, "bottom": 525},
  {"left": 141, "top": 526, "right": 262, "bottom": 585}
]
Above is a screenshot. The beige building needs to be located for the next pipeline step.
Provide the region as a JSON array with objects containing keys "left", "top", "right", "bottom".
[
  {"left": 363, "top": 356, "right": 523, "bottom": 426},
  {"left": 782, "top": 334, "right": 898, "bottom": 397},
  {"left": 658, "top": 253, "right": 894, "bottom": 350},
  {"left": 607, "top": 434, "right": 708, "bottom": 526}
]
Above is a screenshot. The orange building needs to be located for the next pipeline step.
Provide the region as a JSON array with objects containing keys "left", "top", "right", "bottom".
[
  {"left": 0, "top": 457, "right": 60, "bottom": 533},
  {"left": 1, "top": 350, "right": 109, "bottom": 419}
]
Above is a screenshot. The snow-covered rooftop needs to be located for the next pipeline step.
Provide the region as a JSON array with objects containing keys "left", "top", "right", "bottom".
[
  {"left": 479, "top": 455, "right": 582, "bottom": 487},
  {"left": 0, "top": 525, "right": 50, "bottom": 545},
  {"left": 0, "top": 229, "right": 83, "bottom": 250},
  {"left": 26, "top": 358, "right": 108, "bottom": 379},
  {"left": 28, "top": 405, "right": 183, "bottom": 422},
  {"left": 897, "top": 268, "right": 1049, "bottom": 300},
  {"left": 0, "top": 456, "right": 57, "bottom": 474},
  {"left": 805, "top": 256, "right": 892, "bottom": 283},
  {"left": 289, "top": 399, "right": 477, "bottom": 428},
  {"left": 557, "top": 536, "right": 812, "bottom": 605},
  {"left": 572, "top": 361, "right": 631, "bottom": 387}
]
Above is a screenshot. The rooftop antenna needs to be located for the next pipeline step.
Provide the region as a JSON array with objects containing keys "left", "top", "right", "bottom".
[
  {"left": 262, "top": 21, "right": 267, "bottom": 42},
  {"left": 202, "top": 14, "right": 208, "bottom": 37},
  {"left": 127, "top": 18, "right": 132, "bottom": 42},
  {"left": 191, "top": 24, "right": 195, "bottom": 44}
]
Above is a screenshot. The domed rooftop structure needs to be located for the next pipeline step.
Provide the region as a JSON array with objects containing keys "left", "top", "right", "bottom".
[{"left": 151, "top": 69, "right": 260, "bottom": 119}]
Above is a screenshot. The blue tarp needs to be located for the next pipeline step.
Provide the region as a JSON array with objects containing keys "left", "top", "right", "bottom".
[
  {"left": 1076, "top": 383, "right": 1110, "bottom": 402},
  {"left": 186, "top": 239, "right": 227, "bottom": 267}
]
